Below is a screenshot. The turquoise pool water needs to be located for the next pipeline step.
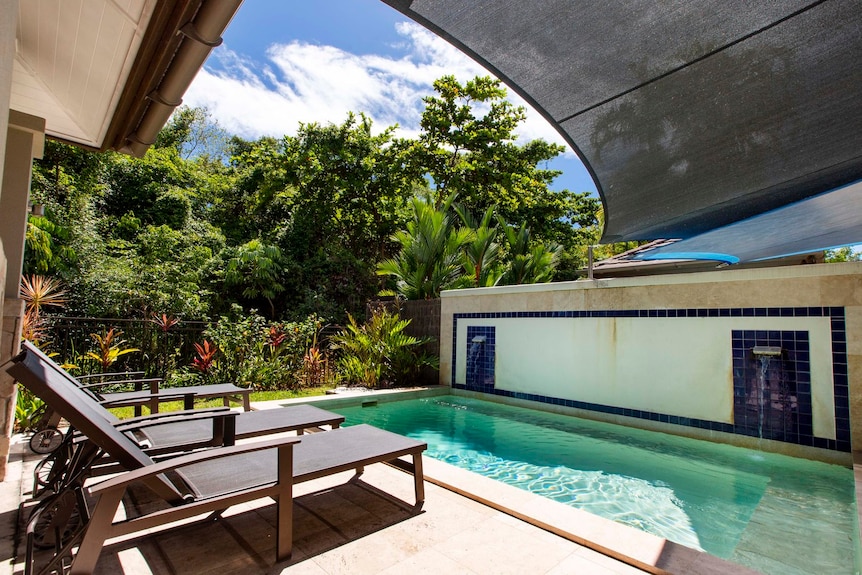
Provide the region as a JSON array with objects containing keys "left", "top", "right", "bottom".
[{"left": 333, "top": 395, "right": 860, "bottom": 575}]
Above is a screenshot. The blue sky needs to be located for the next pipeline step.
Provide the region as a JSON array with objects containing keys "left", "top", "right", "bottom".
[{"left": 184, "top": 0, "right": 596, "bottom": 195}]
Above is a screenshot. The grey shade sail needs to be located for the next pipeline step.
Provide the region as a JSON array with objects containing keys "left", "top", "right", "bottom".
[
  {"left": 633, "top": 180, "right": 862, "bottom": 264},
  {"left": 382, "top": 0, "right": 862, "bottom": 258}
]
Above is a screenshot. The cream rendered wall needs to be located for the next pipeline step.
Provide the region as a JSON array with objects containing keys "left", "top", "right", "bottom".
[
  {"left": 441, "top": 262, "right": 862, "bottom": 458},
  {"left": 455, "top": 315, "right": 834, "bottom": 438}
]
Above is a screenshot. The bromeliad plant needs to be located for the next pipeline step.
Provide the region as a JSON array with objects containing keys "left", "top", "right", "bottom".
[{"left": 330, "top": 308, "right": 438, "bottom": 388}]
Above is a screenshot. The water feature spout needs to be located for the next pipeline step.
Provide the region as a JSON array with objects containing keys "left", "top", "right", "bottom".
[{"left": 752, "top": 346, "right": 782, "bottom": 357}]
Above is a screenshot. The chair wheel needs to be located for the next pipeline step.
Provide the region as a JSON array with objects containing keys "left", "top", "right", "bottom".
[
  {"left": 30, "top": 490, "right": 84, "bottom": 550},
  {"left": 29, "top": 427, "right": 63, "bottom": 454}
]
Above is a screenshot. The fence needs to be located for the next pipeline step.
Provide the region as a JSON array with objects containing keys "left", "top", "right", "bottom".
[
  {"left": 367, "top": 298, "right": 441, "bottom": 386},
  {"left": 45, "top": 316, "right": 206, "bottom": 377}
]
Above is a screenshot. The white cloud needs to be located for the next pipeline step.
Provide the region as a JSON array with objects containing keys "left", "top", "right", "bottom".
[{"left": 185, "top": 22, "right": 572, "bottom": 154}]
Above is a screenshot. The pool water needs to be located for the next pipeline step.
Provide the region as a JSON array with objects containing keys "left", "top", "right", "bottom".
[{"left": 334, "top": 395, "right": 860, "bottom": 575}]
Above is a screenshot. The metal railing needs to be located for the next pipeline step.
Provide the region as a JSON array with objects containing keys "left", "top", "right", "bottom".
[{"left": 44, "top": 316, "right": 206, "bottom": 377}]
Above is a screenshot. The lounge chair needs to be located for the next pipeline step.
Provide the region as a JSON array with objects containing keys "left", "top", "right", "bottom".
[
  {"left": 17, "top": 341, "right": 345, "bottom": 495},
  {"left": 20, "top": 341, "right": 342, "bottom": 446},
  {"left": 71, "top": 355, "right": 252, "bottom": 415},
  {"left": 7, "top": 343, "right": 426, "bottom": 574}
]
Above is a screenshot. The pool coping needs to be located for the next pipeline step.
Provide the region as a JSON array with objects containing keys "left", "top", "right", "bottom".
[{"left": 257, "top": 388, "right": 765, "bottom": 575}]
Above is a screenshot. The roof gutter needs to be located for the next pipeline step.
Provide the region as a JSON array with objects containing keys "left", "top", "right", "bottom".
[{"left": 119, "top": 0, "right": 243, "bottom": 157}]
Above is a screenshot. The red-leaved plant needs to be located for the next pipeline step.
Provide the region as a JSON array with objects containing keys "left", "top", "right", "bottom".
[
  {"left": 265, "top": 325, "right": 287, "bottom": 357},
  {"left": 151, "top": 313, "right": 179, "bottom": 332},
  {"left": 192, "top": 340, "right": 218, "bottom": 373}
]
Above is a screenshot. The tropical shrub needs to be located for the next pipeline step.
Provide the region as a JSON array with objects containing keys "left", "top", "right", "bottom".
[
  {"left": 330, "top": 308, "right": 437, "bottom": 388},
  {"left": 193, "top": 309, "right": 327, "bottom": 390},
  {"left": 14, "top": 387, "right": 46, "bottom": 432},
  {"left": 85, "top": 328, "right": 140, "bottom": 372}
]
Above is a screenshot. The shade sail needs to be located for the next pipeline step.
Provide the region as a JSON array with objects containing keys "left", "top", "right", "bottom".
[{"left": 382, "top": 0, "right": 862, "bottom": 262}]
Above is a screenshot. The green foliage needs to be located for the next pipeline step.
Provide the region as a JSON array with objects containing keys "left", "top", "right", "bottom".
[
  {"left": 155, "top": 105, "right": 231, "bottom": 163},
  {"left": 213, "top": 113, "right": 415, "bottom": 318},
  {"left": 825, "top": 246, "right": 862, "bottom": 263},
  {"left": 201, "top": 309, "right": 324, "bottom": 391},
  {"left": 24, "top": 215, "right": 76, "bottom": 274},
  {"left": 25, "top": 84, "right": 601, "bottom": 320},
  {"left": 403, "top": 75, "right": 600, "bottom": 254},
  {"left": 14, "top": 387, "right": 46, "bottom": 432},
  {"left": 379, "top": 199, "right": 563, "bottom": 298},
  {"left": 455, "top": 205, "right": 504, "bottom": 287},
  {"left": 377, "top": 195, "right": 474, "bottom": 299},
  {"left": 223, "top": 239, "right": 286, "bottom": 318},
  {"left": 330, "top": 308, "right": 437, "bottom": 388},
  {"left": 497, "top": 218, "right": 562, "bottom": 285}
]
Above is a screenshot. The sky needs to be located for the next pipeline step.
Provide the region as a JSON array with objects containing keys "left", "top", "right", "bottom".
[{"left": 183, "top": 0, "right": 597, "bottom": 195}]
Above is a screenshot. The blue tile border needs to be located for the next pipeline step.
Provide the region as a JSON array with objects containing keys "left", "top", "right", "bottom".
[{"left": 452, "top": 306, "right": 850, "bottom": 452}]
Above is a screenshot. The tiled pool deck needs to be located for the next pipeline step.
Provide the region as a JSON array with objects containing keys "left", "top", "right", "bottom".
[{"left": 0, "top": 393, "right": 767, "bottom": 575}]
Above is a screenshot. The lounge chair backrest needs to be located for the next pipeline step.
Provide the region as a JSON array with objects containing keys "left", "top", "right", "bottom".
[{"left": 9, "top": 342, "right": 155, "bottom": 471}]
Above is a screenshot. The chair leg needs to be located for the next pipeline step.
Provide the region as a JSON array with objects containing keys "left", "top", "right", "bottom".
[
  {"left": 276, "top": 444, "right": 294, "bottom": 561},
  {"left": 69, "top": 488, "right": 124, "bottom": 575},
  {"left": 413, "top": 453, "right": 425, "bottom": 505}
]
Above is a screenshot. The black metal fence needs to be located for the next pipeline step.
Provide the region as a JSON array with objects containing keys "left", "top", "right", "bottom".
[{"left": 45, "top": 316, "right": 207, "bottom": 377}]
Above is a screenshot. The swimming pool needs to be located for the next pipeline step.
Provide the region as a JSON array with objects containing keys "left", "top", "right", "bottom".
[{"left": 333, "top": 394, "right": 860, "bottom": 575}]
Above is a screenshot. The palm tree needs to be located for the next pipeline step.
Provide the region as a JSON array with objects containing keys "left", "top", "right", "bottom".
[
  {"left": 377, "top": 194, "right": 473, "bottom": 299},
  {"left": 455, "top": 204, "right": 503, "bottom": 288},
  {"left": 498, "top": 218, "right": 561, "bottom": 285}
]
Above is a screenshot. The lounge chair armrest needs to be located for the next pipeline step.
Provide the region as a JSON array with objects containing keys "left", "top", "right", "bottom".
[
  {"left": 114, "top": 407, "right": 231, "bottom": 428},
  {"left": 78, "top": 371, "right": 146, "bottom": 381},
  {"left": 78, "top": 378, "right": 163, "bottom": 391},
  {"left": 90, "top": 436, "right": 301, "bottom": 494},
  {"left": 114, "top": 409, "right": 237, "bottom": 432},
  {"left": 98, "top": 391, "right": 192, "bottom": 407}
]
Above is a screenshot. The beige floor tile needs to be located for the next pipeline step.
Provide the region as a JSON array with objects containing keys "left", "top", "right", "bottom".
[
  {"left": 377, "top": 548, "right": 479, "bottom": 575},
  {"left": 271, "top": 558, "right": 330, "bottom": 575},
  {"left": 546, "top": 551, "right": 631, "bottom": 575},
  {"left": 574, "top": 547, "right": 649, "bottom": 575},
  {"left": 434, "top": 515, "right": 577, "bottom": 575}
]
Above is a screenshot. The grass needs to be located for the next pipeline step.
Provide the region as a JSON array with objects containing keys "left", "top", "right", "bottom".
[{"left": 107, "top": 386, "right": 334, "bottom": 419}]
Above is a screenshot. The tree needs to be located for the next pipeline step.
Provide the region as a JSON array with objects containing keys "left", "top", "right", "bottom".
[
  {"left": 455, "top": 204, "right": 503, "bottom": 287},
  {"left": 825, "top": 246, "right": 862, "bottom": 263},
  {"left": 497, "top": 218, "right": 562, "bottom": 285},
  {"left": 223, "top": 239, "right": 286, "bottom": 318},
  {"left": 24, "top": 215, "right": 75, "bottom": 274},
  {"left": 403, "top": 75, "right": 600, "bottom": 254},
  {"left": 377, "top": 195, "right": 473, "bottom": 300},
  {"left": 155, "top": 105, "right": 231, "bottom": 163},
  {"left": 213, "top": 114, "right": 415, "bottom": 318}
]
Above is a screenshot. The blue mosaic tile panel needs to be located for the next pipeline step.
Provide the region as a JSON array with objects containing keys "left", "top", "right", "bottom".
[
  {"left": 466, "top": 326, "right": 495, "bottom": 392},
  {"left": 452, "top": 306, "right": 850, "bottom": 452},
  {"left": 731, "top": 330, "right": 811, "bottom": 444}
]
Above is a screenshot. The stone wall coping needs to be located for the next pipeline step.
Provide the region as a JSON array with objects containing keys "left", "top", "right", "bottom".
[{"left": 440, "top": 261, "right": 862, "bottom": 298}]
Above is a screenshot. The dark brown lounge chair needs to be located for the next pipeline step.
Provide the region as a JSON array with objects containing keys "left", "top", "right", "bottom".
[
  {"left": 8, "top": 343, "right": 426, "bottom": 574},
  {"left": 72, "top": 357, "right": 252, "bottom": 415},
  {"left": 20, "top": 341, "right": 344, "bottom": 453}
]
